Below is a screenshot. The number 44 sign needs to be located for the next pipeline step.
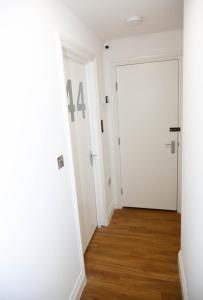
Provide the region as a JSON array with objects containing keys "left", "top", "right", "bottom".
[{"left": 66, "top": 79, "right": 86, "bottom": 122}]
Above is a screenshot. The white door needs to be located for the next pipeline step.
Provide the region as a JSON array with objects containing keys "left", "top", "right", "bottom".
[
  {"left": 63, "top": 55, "right": 97, "bottom": 252},
  {"left": 117, "top": 60, "right": 179, "bottom": 210}
]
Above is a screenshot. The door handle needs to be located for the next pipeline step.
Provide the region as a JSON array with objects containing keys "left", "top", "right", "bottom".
[
  {"left": 165, "top": 141, "right": 176, "bottom": 154},
  {"left": 90, "top": 151, "right": 97, "bottom": 165}
]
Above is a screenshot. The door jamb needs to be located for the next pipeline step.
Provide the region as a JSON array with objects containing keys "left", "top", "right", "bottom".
[
  {"left": 55, "top": 31, "right": 108, "bottom": 229},
  {"left": 113, "top": 55, "right": 182, "bottom": 212}
]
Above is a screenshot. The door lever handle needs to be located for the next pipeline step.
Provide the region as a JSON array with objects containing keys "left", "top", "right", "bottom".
[{"left": 165, "top": 141, "right": 176, "bottom": 154}]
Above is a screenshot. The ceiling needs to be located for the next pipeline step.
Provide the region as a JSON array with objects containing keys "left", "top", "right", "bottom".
[{"left": 64, "top": 0, "right": 183, "bottom": 40}]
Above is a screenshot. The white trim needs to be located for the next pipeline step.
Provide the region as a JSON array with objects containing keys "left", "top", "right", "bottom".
[
  {"left": 112, "top": 54, "right": 182, "bottom": 210},
  {"left": 69, "top": 271, "right": 87, "bottom": 300},
  {"left": 112, "top": 52, "right": 182, "bottom": 67},
  {"left": 178, "top": 251, "right": 189, "bottom": 300},
  {"left": 61, "top": 34, "right": 95, "bottom": 63},
  {"left": 107, "top": 201, "right": 114, "bottom": 225},
  {"left": 108, "top": 209, "right": 114, "bottom": 225},
  {"left": 86, "top": 61, "right": 108, "bottom": 226},
  {"left": 177, "top": 57, "right": 183, "bottom": 213}
]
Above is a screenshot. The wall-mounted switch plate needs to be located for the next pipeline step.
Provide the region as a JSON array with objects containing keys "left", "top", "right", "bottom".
[{"left": 57, "top": 155, "right": 64, "bottom": 169}]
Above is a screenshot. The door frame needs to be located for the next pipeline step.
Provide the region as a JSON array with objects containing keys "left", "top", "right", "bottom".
[
  {"left": 55, "top": 31, "right": 108, "bottom": 230},
  {"left": 112, "top": 55, "right": 182, "bottom": 212}
]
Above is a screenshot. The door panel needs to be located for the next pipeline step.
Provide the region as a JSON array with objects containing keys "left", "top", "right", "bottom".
[
  {"left": 117, "top": 60, "right": 179, "bottom": 210},
  {"left": 63, "top": 56, "right": 97, "bottom": 252}
]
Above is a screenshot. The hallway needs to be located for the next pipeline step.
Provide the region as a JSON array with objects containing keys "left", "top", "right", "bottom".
[{"left": 81, "top": 208, "right": 181, "bottom": 300}]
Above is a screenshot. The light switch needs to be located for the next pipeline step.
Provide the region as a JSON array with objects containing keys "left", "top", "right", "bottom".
[{"left": 57, "top": 155, "right": 64, "bottom": 169}]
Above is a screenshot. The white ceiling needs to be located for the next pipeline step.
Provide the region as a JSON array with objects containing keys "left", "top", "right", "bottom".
[{"left": 64, "top": 0, "right": 183, "bottom": 40}]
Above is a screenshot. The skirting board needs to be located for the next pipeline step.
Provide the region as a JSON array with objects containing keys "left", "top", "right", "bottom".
[
  {"left": 178, "top": 251, "right": 189, "bottom": 300},
  {"left": 69, "top": 270, "right": 86, "bottom": 300},
  {"left": 107, "top": 201, "right": 114, "bottom": 225}
]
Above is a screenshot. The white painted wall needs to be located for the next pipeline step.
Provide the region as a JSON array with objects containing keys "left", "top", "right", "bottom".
[
  {"left": 180, "top": 1, "right": 203, "bottom": 299},
  {"left": 103, "top": 30, "right": 183, "bottom": 209},
  {"left": 104, "top": 30, "right": 183, "bottom": 62},
  {"left": 0, "top": 1, "right": 105, "bottom": 299}
]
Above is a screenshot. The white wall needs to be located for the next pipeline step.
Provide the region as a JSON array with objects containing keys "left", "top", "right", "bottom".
[
  {"left": 0, "top": 1, "right": 104, "bottom": 299},
  {"left": 180, "top": 1, "right": 203, "bottom": 299},
  {"left": 105, "top": 30, "right": 183, "bottom": 62},
  {"left": 103, "top": 30, "right": 183, "bottom": 209}
]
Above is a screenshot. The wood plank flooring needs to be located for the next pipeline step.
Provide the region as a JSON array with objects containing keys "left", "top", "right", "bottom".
[{"left": 81, "top": 208, "right": 182, "bottom": 300}]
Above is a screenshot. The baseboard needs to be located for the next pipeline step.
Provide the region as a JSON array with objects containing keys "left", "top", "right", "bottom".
[
  {"left": 178, "top": 251, "right": 189, "bottom": 300},
  {"left": 69, "top": 270, "right": 86, "bottom": 300},
  {"left": 107, "top": 201, "right": 114, "bottom": 225}
]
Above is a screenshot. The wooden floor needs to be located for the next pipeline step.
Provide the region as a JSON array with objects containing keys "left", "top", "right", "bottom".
[{"left": 81, "top": 208, "right": 182, "bottom": 300}]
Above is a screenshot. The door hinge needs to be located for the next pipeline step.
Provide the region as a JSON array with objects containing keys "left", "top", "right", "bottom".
[
  {"left": 115, "top": 82, "right": 118, "bottom": 91},
  {"left": 118, "top": 137, "right": 121, "bottom": 145},
  {"left": 121, "top": 188, "right": 123, "bottom": 195},
  {"left": 90, "top": 151, "right": 97, "bottom": 166}
]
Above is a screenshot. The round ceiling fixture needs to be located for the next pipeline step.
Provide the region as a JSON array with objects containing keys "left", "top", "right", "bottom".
[{"left": 126, "top": 15, "right": 143, "bottom": 26}]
